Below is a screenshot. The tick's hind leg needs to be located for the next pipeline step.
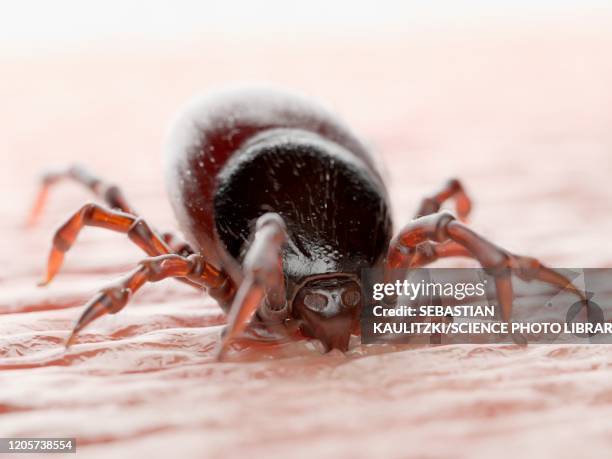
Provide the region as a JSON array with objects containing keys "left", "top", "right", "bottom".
[
  {"left": 415, "top": 178, "right": 471, "bottom": 220},
  {"left": 28, "top": 164, "right": 134, "bottom": 225},
  {"left": 387, "top": 212, "right": 586, "bottom": 328},
  {"left": 214, "top": 213, "right": 289, "bottom": 361},
  {"left": 40, "top": 203, "right": 175, "bottom": 285},
  {"left": 65, "top": 254, "right": 229, "bottom": 347}
]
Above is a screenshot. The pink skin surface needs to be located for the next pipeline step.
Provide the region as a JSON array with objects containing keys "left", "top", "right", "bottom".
[{"left": 2, "top": 20, "right": 612, "bottom": 459}]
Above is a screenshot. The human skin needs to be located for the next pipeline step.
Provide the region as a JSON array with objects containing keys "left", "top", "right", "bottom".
[{"left": 1, "top": 22, "right": 612, "bottom": 459}]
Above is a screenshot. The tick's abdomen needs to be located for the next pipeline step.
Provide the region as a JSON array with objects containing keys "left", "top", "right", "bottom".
[
  {"left": 164, "top": 87, "right": 392, "bottom": 282},
  {"left": 214, "top": 128, "right": 392, "bottom": 282}
]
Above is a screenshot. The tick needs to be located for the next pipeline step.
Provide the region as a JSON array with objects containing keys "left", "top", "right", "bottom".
[{"left": 28, "top": 87, "right": 585, "bottom": 359}]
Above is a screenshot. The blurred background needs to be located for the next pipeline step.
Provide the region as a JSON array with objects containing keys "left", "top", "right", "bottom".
[
  {"left": 1, "top": 2, "right": 612, "bottom": 458},
  {"left": 2, "top": 1, "right": 612, "bottom": 256}
]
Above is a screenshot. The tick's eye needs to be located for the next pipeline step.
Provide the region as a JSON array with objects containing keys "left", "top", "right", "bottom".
[
  {"left": 303, "top": 293, "right": 328, "bottom": 312},
  {"left": 341, "top": 288, "right": 361, "bottom": 307}
]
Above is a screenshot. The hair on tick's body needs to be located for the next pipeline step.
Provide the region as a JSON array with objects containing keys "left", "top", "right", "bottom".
[
  {"left": 164, "top": 89, "right": 392, "bottom": 285},
  {"left": 29, "top": 87, "right": 586, "bottom": 359}
]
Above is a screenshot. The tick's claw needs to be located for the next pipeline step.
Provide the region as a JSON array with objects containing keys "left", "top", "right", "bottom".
[
  {"left": 26, "top": 187, "right": 49, "bottom": 228},
  {"left": 64, "top": 332, "right": 78, "bottom": 350},
  {"left": 213, "top": 342, "right": 228, "bottom": 362},
  {"left": 40, "top": 249, "right": 64, "bottom": 286}
]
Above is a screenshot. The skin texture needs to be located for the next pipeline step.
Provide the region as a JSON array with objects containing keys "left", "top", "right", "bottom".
[{"left": 3, "top": 28, "right": 612, "bottom": 458}]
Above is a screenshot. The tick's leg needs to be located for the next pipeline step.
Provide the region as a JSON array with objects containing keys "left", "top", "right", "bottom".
[
  {"left": 415, "top": 178, "right": 471, "bottom": 220},
  {"left": 214, "top": 213, "right": 289, "bottom": 361},
  {"left": 29, "top": 165, "right": 198, "bottom": 272},
  {"left": 162, "top": 231, "right": 195, "bottom": 257},
  {"left": 387, "top": 212, "right": 586, "bottom": 324},
  {"left": 28, "top": 164, "right": 135, "bottom": 225},
  {"left": 65, "top": 254, "right": 230, "bottom": 347},
  {"left": 383, "top": 239, "right": 474, "bottom": 286},
  {"left": 40, "top": 203, "right": 173, "bottom": 285},
  {"left": 401, "top": 241, "right": 473, "bottom": 269}
]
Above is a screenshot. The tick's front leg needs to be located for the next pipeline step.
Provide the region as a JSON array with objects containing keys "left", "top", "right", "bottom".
[{"left": 214, "top": 213, "right": 289, "bottom": 361}]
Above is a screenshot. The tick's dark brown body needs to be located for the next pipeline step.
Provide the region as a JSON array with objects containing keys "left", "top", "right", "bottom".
[
  {"left": 164, "top": 88, "right": 393, "bottom": 308},
  {"left": 31, "top": 87, "right": 586, "bottom": 358}
]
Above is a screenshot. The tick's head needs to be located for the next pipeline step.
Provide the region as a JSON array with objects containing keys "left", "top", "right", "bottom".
[{"left": 292, "top": 274, "right": 362, "bottom": 352}]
